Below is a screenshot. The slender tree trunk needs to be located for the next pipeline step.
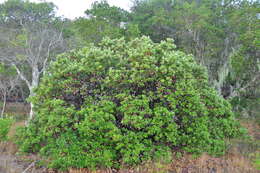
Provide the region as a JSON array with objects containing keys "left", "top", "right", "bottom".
[
  {"left": 15, "top": 63, "right": 40, "bottom": 120},
  {"left": 29, "top": 102, "right": 34, "bottom": 120},
  {"left": 28, "top": 86, "right": 35, "bottom": 120},
  {"left": 1, "top": 92, "right": 7, "bottom": 118},
  {"left": 28, "top": 66, "right": 40, "bottom": 120}
]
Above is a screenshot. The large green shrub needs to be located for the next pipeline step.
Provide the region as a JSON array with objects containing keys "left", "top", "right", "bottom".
[{"left": 16, "top": 37, "right": 245, "bottom": 170}]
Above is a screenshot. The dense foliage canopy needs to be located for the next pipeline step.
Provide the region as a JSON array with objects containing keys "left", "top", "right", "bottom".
[{"left": 16, "top": 37, "right": 244, "bottom": 170}]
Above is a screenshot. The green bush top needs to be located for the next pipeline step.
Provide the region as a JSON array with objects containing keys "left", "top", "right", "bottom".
[{"left": 16, "top": 37, "right": 244, "bottom": 170}]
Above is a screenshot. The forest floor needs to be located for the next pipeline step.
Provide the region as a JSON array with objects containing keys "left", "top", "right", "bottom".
[{"left": 0, "top": 103, "right": 259, "bottom": 173}]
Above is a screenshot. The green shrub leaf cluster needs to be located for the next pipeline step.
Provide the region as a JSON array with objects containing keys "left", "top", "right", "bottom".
[
  {"left": 16, "top": 37, "right": 245, "bottom": 170},
  {"left": 0, "top": 118, "right": 13, "bottom": 141}
]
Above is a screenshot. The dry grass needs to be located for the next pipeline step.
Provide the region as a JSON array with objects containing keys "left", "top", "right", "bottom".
[
  {"left": 54, "top": 152, "right": 258, "bottom": 173},
  {"left": 8, "top": 121, "right": 25, "bottom": 138},
  {"left": 5, "top": 102, "right": 30, "bottom": 120},
  {"left": 241, "top": 120, "right": 260, "bottom": 140},
  {"left": 5, "top": 102, "right": 29, "bottom": 113},
  {"left": 0, "top": 121, "right": 25, "bottom": 155}
]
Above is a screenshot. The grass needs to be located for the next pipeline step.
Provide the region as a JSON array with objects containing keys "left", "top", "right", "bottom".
[{"left": 253, "top": 154, "right": 260, "bottom": 170}]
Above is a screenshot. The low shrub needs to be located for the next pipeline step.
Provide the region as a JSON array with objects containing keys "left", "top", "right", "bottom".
[
  {"left": 0, "top": 118, "right": 13, "bottom": 141},
  {"left": 253, "top": 153, "right": 260, "bottom": 170},
  {"left": 16, "top": 37, "right": 245, "bottom": 170}
]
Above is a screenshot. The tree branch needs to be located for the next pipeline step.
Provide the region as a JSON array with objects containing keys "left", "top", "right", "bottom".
[
  {"left": 12, "top": 63, "right": 31, "bottom": 89},
  {"left": 228, "top": 73, "right": 260, "bottom": 99}
]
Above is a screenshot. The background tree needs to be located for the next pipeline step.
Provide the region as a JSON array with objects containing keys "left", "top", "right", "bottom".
[
  {"left": 0, "top": 0, "right": 66, "bottom": 119},
  {"left": 224, "top": 0, "right": 260, "bottom": 116},
  {"left": 72, "top": 0, "right": 132, "bottom": 45},
  {"left": 130, "top": 0, "right": 260, "bottom": 116},
  {"left": 0, "top": 63, "right": 20, "bottom": 118}
]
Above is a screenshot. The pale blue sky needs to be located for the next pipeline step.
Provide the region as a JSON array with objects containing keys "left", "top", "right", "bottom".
[{"left": 0, "top": 0, "right": 133, "bottom": 19}]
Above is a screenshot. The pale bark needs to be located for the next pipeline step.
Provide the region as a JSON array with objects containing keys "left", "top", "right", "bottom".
[
  {"left": 29, "top": 102, "right": 34, "bottom": 120},
  {"left": 1, "top": 91, "right": 6, "bottom": 118},
  {"left": 0, "top": 1, "right": 66, "bottom": 121},
  {"left": 1, "top": 26, "right": 65, "bottom": 120},
  {"left": 28, "top": 67, "right": 40, "bottom": 120}
]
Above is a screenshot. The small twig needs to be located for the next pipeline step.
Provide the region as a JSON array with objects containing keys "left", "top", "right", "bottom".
[{"left": 22, "top": 161, "right": 35, "bottom": 173}]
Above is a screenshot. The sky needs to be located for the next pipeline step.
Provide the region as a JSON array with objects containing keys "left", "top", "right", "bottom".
[{"left": 0, "top": 0, "right": 133, "bottom": 19}]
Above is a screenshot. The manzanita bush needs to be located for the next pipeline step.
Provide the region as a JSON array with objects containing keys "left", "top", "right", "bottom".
[{"left": 16, "top": 37, "right": 245, "bottom": 170}]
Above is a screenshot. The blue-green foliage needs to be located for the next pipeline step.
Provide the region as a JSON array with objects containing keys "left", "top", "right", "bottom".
[{"left": 15, "top": 37, "right": 245, "bottom": 170}]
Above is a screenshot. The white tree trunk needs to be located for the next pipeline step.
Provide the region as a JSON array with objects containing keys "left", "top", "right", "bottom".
[
  {"left": 15, "top": 63, "right": 40, "bottom": 120},
  {"left": 28, "top": 66, "right": 40, "bottom": 120},
  {"left": 1, "top": 92, "right": 7, "bottom": 118},
  {"left": 29, "top": 102, "right": 34, "bottom": 120}
]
